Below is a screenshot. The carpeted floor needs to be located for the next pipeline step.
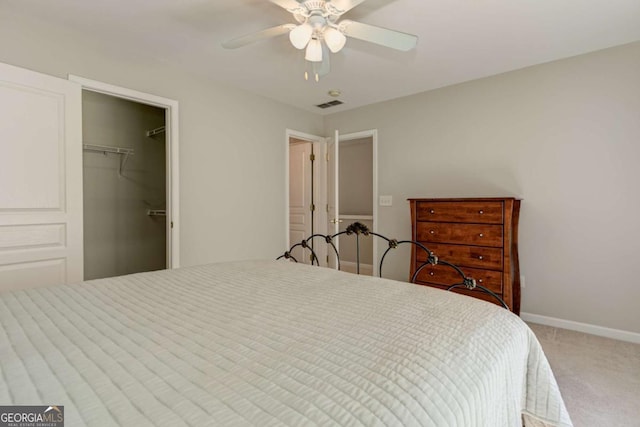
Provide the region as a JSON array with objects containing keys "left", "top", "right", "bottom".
[{"left": 528, "top": 323, "right": 640, "bottom": 427}]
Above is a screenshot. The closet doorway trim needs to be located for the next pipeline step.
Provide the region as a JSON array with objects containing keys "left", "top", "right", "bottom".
[{"left": 68, "top": 75, "right": 180, "bottom": 269}]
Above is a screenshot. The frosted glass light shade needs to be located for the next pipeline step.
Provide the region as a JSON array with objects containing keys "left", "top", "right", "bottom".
[
  {"left": 305, "top": 39, "right": 323, "bottom": 62},
  {"left": 289, "top": 23, "right": 313, "bottom": 49},
  {"left": 323, "top": 27, "right": 346, "bottom": 53},
  {"left": 304, "top": 46, "right": 330, "bottom": 82}
]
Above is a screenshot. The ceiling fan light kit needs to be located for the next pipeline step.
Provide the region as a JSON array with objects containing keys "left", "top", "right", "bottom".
[
  {"left": 323, "top": 27, "right": 347, "bottom": 53},
  {"left": 305, "top": 38, "right": 323, "bottom": 62},
  {"left": 289, "top": 22, "right": 313, "bottom": 49},
  {"left": 222, "top": 0, "right": 418, "bottom": 81},
  {"left": 304, "top": 42, "right": 330, "bottom": 81}
]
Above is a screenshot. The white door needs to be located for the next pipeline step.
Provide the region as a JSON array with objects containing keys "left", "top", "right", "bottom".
[
  {"left": 327, "top": 130, "right": 340, "bottom": 269},
  {"left": 289, "top": 140, "right": 313, "bottom": 264},
  {"left": 0, "top": 62, "right": 83, "bottom": 292}
]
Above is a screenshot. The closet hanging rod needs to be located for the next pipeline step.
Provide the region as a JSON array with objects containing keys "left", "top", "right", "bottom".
[
  {"left": 83, "top": 144, "right": 134, "bottom": 176},
  {"left": 83, "top": 144, "right": 134, "bottom": 155},
  {"left": 146, "top": 126, "right": 166, "bottom": 137}
]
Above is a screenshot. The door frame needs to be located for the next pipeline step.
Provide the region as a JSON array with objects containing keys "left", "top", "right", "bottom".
[
  {"left": 285, "top": 128, "right": 378, "bottom": 275},
  {"left": 68, "top": 75, "right": 180, "bottom": 268},
  {"left": 287, "top": 139, "right": 315, "bottom": 264}
]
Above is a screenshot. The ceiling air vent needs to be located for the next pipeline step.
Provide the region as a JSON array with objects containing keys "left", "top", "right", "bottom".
[{"left": 316, "top": 100, "right": 343, "bottom": 109}]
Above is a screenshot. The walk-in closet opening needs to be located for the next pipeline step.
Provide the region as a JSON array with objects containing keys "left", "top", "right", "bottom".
[
  {"left": 82, "top": 90, "right": 167, "bottom": 280},
  {"left": 337, "top": 136, "right": 374, "bottom": 275}
]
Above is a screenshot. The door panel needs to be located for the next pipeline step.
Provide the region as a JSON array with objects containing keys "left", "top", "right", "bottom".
[
  {"left": 1, "top": 86, "right": 63, "bottom": 209},
  {"left": 0, "top": 259, "right": 66, "bottom": 289},
  {"left": 0, "top": 223, "right": 66, "bottom": 250},
  {"left": 289, "top": 140, "right": 312, "bottom": 264},
  {"left": 0, "top": 62, "right": 83, "bottom": 292}
]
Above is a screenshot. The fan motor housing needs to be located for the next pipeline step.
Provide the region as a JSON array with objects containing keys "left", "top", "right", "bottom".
[{"left": 303, "top": 1, "right": 327, "bottom": 13}]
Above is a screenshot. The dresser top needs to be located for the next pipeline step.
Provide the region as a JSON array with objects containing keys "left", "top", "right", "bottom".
[{"left": 408, "top": 197, "right": 521, "bottom": 202}]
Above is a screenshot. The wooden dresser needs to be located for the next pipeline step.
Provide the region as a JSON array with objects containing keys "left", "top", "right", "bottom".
[{"left": 408, "top": 198, "right": 521, "bottom": 314}]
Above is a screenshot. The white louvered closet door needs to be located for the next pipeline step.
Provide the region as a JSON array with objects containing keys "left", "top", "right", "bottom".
[{"left": 0, "top": 62, "right": 83, "bottom": 292}]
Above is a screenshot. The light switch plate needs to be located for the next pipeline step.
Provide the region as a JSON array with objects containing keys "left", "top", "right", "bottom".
[{"left": 379, "top": 195, "right": 393, "bottom": 206}]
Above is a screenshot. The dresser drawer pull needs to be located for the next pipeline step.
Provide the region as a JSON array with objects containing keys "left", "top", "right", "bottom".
[
  {"left": 429, "top": 209, "right": 435, "bottom": 214},
  {"left": 430, "top": 230, "right": 435, "bottom": 234},
  {"left": 429, "top": 272, "right": 434, "bottom": 276},
  {"left": 478, "top": 279, "right": 483, "bottom": 283},
  {"left": 479, "top": 210, "right": 484, "bottom": 214},
  {"left": 479, "top": 233, "right": 484, "bottom": 237},
  {"left": 478, "top": 255, "right": 484, "bottom": 260}
]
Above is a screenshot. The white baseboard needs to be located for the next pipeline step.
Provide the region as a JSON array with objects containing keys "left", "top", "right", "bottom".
[
  {"left": 521, "top": 312, "right": 640, "bottom": 344},
  {"left": 340, "top": 261, "right": 374, "bottom": 276}
]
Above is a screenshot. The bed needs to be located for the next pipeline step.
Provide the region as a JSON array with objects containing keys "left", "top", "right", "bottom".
[{"left": 0, "top": 259, "right": 571, "bottom": 426}]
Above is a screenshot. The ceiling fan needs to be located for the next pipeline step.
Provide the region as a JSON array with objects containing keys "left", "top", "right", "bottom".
[{"left": 222, "top": 0, "right": 418, "bottom": 81}]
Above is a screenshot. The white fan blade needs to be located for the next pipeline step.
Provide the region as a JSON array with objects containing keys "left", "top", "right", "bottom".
[
  {"left": 222, "top": 24, "right": 295, "bottom": 49},
  {"left": 341, "top": 20, "right": 418, "bottom": 51},
  {"left": 327, "top": 0, "right": 369, "bottom": 15},
  {"left": 269, "top": 0, "right": 304, "bottom": 12}
]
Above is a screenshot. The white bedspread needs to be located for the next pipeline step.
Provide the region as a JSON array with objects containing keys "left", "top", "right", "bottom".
[{"left": 0, "top": 260, "right": 571, "bottom": 426}]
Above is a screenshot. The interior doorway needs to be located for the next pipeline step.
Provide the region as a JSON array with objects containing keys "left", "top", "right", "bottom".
[
  {"left": 82, "top": 91, "right": 167, "bottom": 280},
  {"left": 335, "top": 135, "right": 375, "bottom": 275},
  {"left": 70, "top": 75, "right": 180, "bottom": 278},
  {"left": 286, "top": 131, "right": 326, "bottom": 264},
  {"left": 288, "top": 138, "right": 314, "bottom": 264},
  {"left": 285, "top": 129, "right": 378, "bottom": 275}
]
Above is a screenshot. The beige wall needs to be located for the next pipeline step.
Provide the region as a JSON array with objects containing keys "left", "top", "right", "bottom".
[
  {"left": 83, "top": 91, "right": 166, "bottom": 280},
  {"left": 0, "top": 12, "right": 323, "bottom": 267},
  {"left": 339, "top": 138, "right": 373, "bottom": 215},
  {"left": 325, "top": 42, "right": 640, "bottom": 333}
]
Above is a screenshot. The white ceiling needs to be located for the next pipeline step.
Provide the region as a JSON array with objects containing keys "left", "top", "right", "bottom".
[{"left": 5, "top": 0, "right": 640, "bottom": 114}]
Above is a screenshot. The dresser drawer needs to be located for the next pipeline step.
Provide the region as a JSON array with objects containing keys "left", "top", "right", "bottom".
[
  {"left": 416, "top": 222, "right": 503, "bottom": 247},
  {"left": 413, "top": 264, "right": 503, "bottom": 293},
  {"left": 416, "top": 201, "right": 503, "bottom": 224},
  {"left": 416, "top": 243, "right": 503, "bottom": 270}
]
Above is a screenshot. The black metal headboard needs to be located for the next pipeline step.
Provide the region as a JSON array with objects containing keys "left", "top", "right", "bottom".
[{"left": 278, "top": 221, "right": 508, "bottom": 310}]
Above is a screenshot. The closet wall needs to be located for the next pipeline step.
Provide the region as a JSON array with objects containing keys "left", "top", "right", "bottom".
[
  {"left": 338, "top": 138, "right": 374, "bottom": 272},
  {"left": 83, "top": 90, "right": 166, "bottom": 280}
]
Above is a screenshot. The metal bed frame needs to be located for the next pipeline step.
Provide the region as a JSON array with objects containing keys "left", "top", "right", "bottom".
[{"left": 278, "top": 221, "right": 508, "bottom": 309}]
